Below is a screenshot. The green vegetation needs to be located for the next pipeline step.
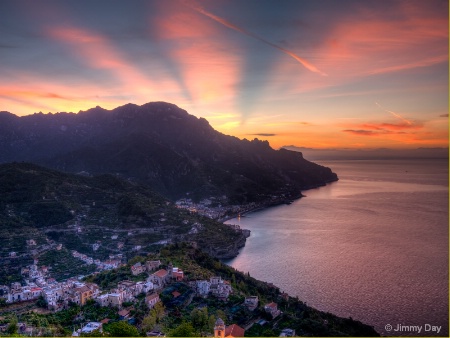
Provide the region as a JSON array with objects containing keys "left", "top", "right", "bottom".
[
  {"left": 37, "top": 249, "right": 96, "bottom": 281},
  {"left": 104, "top": 321, "right": 140, "bottom": 337},
  {"left": 84, "top": 265, "right": 146, "bottom": 291},
  {"left": 0, "top": 163, "right": 247, "bottom": 280},
  {"left": 167, "top": 321, "right": 198, "bottom": 337}
]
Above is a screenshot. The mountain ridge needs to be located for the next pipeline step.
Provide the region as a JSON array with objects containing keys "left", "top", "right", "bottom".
[{"left": 0, "top": 101, "right": 338, "bottom": 203}]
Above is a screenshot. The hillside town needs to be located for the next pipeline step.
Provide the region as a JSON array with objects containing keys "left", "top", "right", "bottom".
[{"left": 0, "top": 252, "right": 296, "bottom": 337}]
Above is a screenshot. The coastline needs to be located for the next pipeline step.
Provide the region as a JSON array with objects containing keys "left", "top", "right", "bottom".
[
  {"left": 218, "top": 192, "right": 305, "bottom": 223},
  {"left": 217, "top": 178, "right": 339, "bottom": 259}
]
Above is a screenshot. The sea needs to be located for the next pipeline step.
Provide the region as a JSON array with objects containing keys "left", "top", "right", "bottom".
[{"left": 224, "top": 159, "right": 449, "bottom": 336}]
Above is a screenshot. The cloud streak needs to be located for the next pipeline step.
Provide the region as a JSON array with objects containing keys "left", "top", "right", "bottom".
[
  {"left": 375, "top": 102, "right": 412, "bottom": 125},
  {"left": 184, "top": 1, "right": 327, "bottom": 76},
  {"left": 343, "top": 129, "right": 377, "bottom": 136},
  {"left": 249, "top": 133, "right": 277, "bottom": 137}
]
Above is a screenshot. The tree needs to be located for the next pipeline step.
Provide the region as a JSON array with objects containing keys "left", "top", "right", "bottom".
[
  {"left": 106, "top": 321, "right": 140, "bottom": 337},
  {"left": 141, "top": 314, "right": 156, "bottom": 333},
  {"left": 231, "top": 273, "right": 236, "bottom": 287},
  {"left": 150, "top": 302, "right": 165, "bottom": 321},
  {"left": 6, "top": 315, "right": 18, "bottom": 335},
  {"left": 142, "top": 301, "right": 166, "bottom": 333},
  {"left": 168, "top": 322, "right": 198, "bottom": 337},
  {"left": 36, "top": 295, "right": 48, "bottom": 308},
  {"left": 190, "top": 307, "right": 209, "bottom": 333},
  {"left": 208, "top": 315, "right": 216, "bottom": 332},
  {"left": 216, "top": 310, "right": 227, "bottom": 322}
]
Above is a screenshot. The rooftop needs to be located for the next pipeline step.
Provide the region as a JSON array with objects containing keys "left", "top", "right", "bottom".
[
  {"left": 153, "top": 269, "right": 168, "bottom": 278},
  {"left": 81, "top": 322, "right": 102, "bottom": 333},
  {"left": 225, "top": 324, "right": 245, "bottom": 337}
]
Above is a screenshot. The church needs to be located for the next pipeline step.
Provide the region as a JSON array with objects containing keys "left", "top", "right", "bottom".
[{"left": 214, "top": 318, "right": 245, "bottom": 338}]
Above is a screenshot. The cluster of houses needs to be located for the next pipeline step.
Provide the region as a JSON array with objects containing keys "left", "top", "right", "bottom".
[
  {"left": 0, "top": 278, "right": 100, "bottom": 311},
  {"left": 189, "top": 276, "right": 233, "bottom": 300},
  {"left": 1, "top": 254, "right": 294, "bottom": 337},
  {"left": 175, "top": 197, "right": 265, "bottom": 221},
  {"left": 71, "top": 251, "right": 122, "bottom": 270},
  {"left": 175, "top": 197, "right": 237, "bottom": 219}
]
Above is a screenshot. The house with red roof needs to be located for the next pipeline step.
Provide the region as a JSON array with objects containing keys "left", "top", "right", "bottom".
[
  {"left": 149, "top": 269, "right": 169, "bottom": 288},
  {"left": 224, "top": 324, "right": 245, "bottom": 337},
  {"left": 264, "top": 301, "right": 281, "bottom": 319}
]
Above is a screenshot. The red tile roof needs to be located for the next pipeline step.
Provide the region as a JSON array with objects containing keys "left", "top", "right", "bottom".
[
  {"left": 172, "top": 291, "right": 181, "bottom": 298},
  {"left": 118, "top": 309, "right": 130, "bottom": 317},
  {"left": 153, "top": 269, "right": 168, "bottom": 278},
  {"left": 146, "top": 293, "right": 159, "bottom": 301},
  {"left": 225, "top": 324, "right": 245, "bottom": 337}
]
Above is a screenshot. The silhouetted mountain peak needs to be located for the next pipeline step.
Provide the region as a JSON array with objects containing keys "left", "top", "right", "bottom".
[{"left": 0, "top": 101, "right": 337, "bottom": 203}]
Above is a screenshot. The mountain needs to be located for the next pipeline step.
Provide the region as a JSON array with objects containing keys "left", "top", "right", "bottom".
[
  {"left": 283, "top": 145, "right": 450, "bottom": 161},
  {"left": 0, "top": 162, "right": 250, "bottom": 283},
  {"left": 0, "top": 102, "right": 337, "bottom": 203}
]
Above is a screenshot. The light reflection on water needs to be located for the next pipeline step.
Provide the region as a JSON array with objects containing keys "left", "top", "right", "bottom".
[{"left": 225, "top": 159, "right": 448, "bottom": 336}]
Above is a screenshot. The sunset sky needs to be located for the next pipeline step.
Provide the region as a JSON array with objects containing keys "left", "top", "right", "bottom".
[{"left": 0, "top": 0, "right": 448, "bottom": 149}]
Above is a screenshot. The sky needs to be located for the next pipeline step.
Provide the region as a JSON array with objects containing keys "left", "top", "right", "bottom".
[{"left": 0, "top": 0, "right": 448, "bottom": 149}]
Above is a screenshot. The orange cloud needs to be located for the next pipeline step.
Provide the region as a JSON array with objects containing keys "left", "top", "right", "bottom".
[
  {"left": 0, "top": 71, "right": 129, "bottom": 115},
  {"left": 0, "top": 89, "right": 75, "bottom": 101},
  {"left": 45, "top": 26, "right": 165, "bottom": 100},
  {"left": 342, "top": 130, "right": 378, "bottom": 136},
  {"left": 151, "top": 1, "right": 242, "bottom": 110},
  {"left": 360, "top": 122, "right": 423, "bottom": 131}
]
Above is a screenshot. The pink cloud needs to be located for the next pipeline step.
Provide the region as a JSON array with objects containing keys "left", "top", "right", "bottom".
[
  {"left": 45, "top": 26, "right": 166, "bottom": 99},
  {"left": 151, "top": 1, "right": 242, "bottom": 107}
]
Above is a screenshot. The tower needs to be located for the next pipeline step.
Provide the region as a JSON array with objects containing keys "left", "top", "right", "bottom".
[{"left": 214, "top": 318, "right": 225, "bottom": 338}]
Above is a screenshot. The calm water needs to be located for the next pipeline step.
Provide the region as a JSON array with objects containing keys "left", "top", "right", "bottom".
[{"left": 225, "top": 159, "right": 449, "bottom": 336}]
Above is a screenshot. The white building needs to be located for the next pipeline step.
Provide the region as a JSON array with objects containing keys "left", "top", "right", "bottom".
[
  {"left": 196, "top": 280, "right": 211, "bottom": 297},
  {"left": 145, "top": 293, "right": 160, "bottom": 309}
]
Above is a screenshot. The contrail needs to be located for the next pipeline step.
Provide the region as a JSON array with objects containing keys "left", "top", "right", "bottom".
[
  {"left": 375, "top": 102, "right": 412, "bottom": 125},
  {"left": 184, "top": 1, "right": 327, "bottom": 76}
]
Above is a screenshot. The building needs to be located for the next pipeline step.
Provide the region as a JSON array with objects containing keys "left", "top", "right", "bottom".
[
  {"left": 107, "top": 292, "right": 124, "bottom": 308},
  {"left": 131, "top": 262, "right": 146, "bottom": 275},
  {"left": 94, "top": 288, "right": 125, "bottom": 308},
  {"left": 224, "top": 324, "right": 245, "bottom": 337},
  {"left": 80, "top": 322, "right": 102, "bottom": 335},
  {"left": 95, "top": 294, "right": 109, "bottom": 307},
  {"left": 214, "top": 319, "right": 245, "bottom": 338},
  {"left": 146, "top": 260, "right": 161, "bottom": 271},
  {"left": 145, "top": 293, "right": 160, "bottom": 309},
  {"left": 118, "top": 308, "right": 131, "bottom": 319},
  {"left": 264, "top": 302, "right": 281, "bottom": 319},
  {"left": 196, "top": 280, "right": 210, "bottom": 297},
  {"left": 149, "top": 269, "right": 169, "bottom": 288},
  {"left": 141, "top": 281, "right": 154, "bottom": 293},
  {"left": 279, "top": 328, "right": 296, "bottom": 337},
  {"left": 171, "top": 267, "right": 184, "bottom": 281},
  {"left": 209, "top": 277, "right": 232, "bottom": 300},
  {"left": 73, "top": 285, "right": 93, "bottom": 305},
  {"left": 214, "top": 318, "right": 225, "bottom": 338},
  {"left": 244, "top": 296, "right": 258, "bottom": 310}
]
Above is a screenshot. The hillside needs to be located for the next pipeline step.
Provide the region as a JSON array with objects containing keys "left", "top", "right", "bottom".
[
  {"left": 0, "top": 102, "right": 337, "bottom": 203},
  {"left": 0, "top": 163, "right": 249, "bottom": 283},
  {"left": 0, "top": 244, "right": 379, "bottom": 337}
]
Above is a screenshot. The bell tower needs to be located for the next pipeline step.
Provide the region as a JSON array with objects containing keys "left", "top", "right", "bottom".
[{"left": 214, "top": 318, "right": 225, "bottom": 338}]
